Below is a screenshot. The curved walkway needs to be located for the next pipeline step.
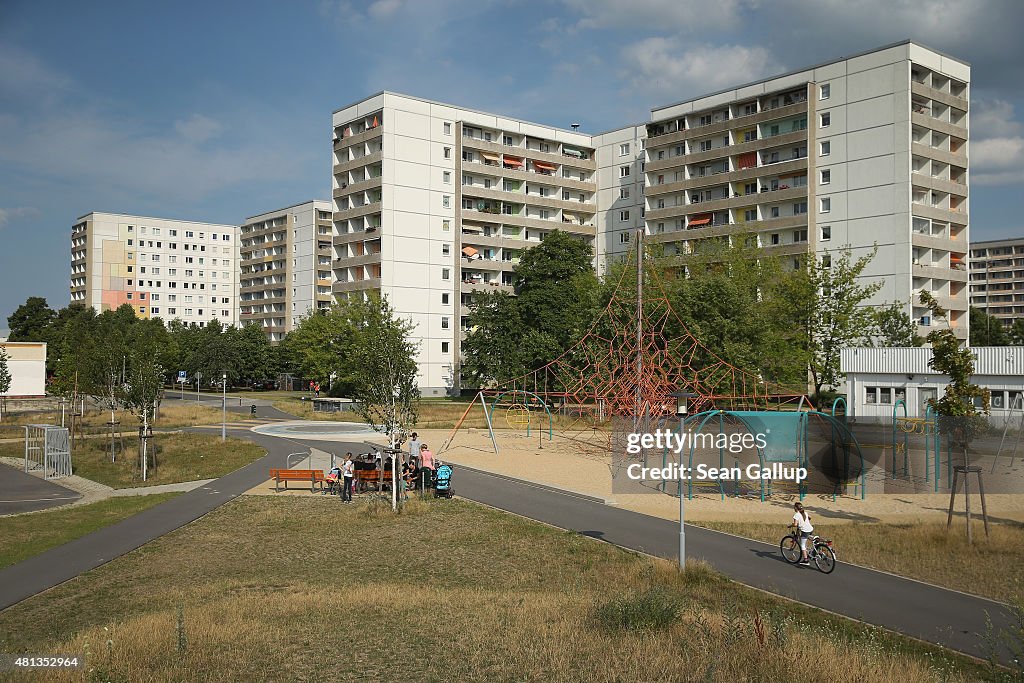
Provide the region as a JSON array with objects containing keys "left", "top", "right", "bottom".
[{"left": 0, "top": 419, "right": 1016, "bottom": 665}]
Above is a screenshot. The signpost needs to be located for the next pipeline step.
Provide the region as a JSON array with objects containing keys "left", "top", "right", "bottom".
[{"left": 177, "top": 371, "right": 187, "bottom": 399}]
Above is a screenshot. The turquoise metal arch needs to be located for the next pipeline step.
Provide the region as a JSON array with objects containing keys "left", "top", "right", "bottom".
[
  {"left": 891, "top": 398, "right": 909, "bottom": 478},
  {"left": 807, "top": 410, "right": 866, "bottom": 500},
  {"left": 486, "top": 389, "right": 553, "bottom": 441}
]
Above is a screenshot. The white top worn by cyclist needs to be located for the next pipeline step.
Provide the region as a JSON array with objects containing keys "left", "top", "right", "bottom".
[{"left": 791, "top": 502, "right": 814, "bottom": 563}]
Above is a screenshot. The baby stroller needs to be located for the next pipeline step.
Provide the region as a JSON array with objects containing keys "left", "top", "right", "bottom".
[{"left": 434, "top": 464, "right": 454, "bottom": 499}]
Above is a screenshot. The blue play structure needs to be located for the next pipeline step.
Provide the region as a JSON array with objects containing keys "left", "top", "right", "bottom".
[
  {"left": 891, "top": 399, "right": 946, "bottom": 492},
  {"left": 659, "top": 406, "right": 866, "bottom": 501}
]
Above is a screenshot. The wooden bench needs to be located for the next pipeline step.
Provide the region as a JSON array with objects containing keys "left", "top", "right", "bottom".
[{"left": 269, "top": 468, "right": 325, "bottom": 493}]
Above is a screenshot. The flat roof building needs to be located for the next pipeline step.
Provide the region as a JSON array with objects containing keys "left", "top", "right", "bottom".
[
  {"left": 969, "top": 236, "right": 1024, "bottom": 327},
  {"left": 71, "top": 212, "right": 240, "bottom": 328}
]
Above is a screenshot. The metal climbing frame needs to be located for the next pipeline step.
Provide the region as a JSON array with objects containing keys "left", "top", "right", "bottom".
[
  {"left": 23, "top": 424, "right": 73, "bottom": 479},
  {"left": 890, "top": 400, "right": 944, "bottom": 491}
]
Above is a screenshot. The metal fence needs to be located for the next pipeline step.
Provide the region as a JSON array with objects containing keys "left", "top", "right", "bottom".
[{"left": 24, "top": 424, "right": 73, "bottom": 479}]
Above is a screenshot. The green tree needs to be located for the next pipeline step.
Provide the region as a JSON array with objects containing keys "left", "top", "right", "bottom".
[
  {"left": 117, "top": 320, "right": 167, "bottom": 480},
  {"left": 779, "top": 247, "right": 882, "bottom": 398},
  {"left": 919, "top": 292, "right": 988, "bottom": 446},
  {"left": 280, "top": 308, "right": 357, "bottom": 393},
  {"left": 0, "top": 348, "right": 11, "bottom": 421},
  {"left": 461, "top": 291, "right": 528, "bottom": 387},
  {"left": 969, "top": 307, "right": 1010, "bottom": 346},
  {"left": 233, "top": 324, "right": 275, "bottom": 386},
  {"left": 513, "top": 230, "right": 599, "bottom": 371},
  {"left": 349, "top": 295, "right": 419, "bottom": 450},
  {"left": 1011, "top": 318, "right": 1024, "bottom": 346},
  {"left": 867, "top": 303, "right": 923, "bottom": 347},
  {"left": 6, "top": 297, "right": 55, "bottom": 341}
]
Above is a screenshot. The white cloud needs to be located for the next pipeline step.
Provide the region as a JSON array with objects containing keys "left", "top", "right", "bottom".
[
  {"left": 173, "top": 114, "right": 224, "bottom": 144},
  {"left": 968, "top": 99, "right": 1024, "bottom": 185},
  {"left": 368, "top": 0, "right": 404, "bottom": 19},
  {"left": 0, "top": 207, "right": 39, "bottom": 229},
  {"left": 621, "top": 39, "right": 775, "bottom": 102},
  {"left": 563, "top": 0, "right": 744, "bottom": 31}
]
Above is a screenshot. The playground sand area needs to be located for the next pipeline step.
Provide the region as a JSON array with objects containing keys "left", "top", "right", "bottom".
[{"left": 425, "top": 427, "right": 1024, "bottom": 525}]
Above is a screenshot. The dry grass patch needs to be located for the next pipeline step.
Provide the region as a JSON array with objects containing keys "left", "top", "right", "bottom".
[
  {"left": 693, "top": 519, "right": 1024, "bottom": 603},
  {"left": 68, "top": 433, "right": 264, "bottom": 488},
  {"left": 0, "top": 403, "right": 226, "bottom": 437},
  {"left": 0, "top": 497, "right": 993, "bottom": 682},
  {"left": 0, "top": 493, "right": 180, "bottom": 569}
]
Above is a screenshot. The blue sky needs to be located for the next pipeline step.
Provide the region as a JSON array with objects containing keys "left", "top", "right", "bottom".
[{"left": 2, "top": 0, "right": 1024, "bottom": 329}]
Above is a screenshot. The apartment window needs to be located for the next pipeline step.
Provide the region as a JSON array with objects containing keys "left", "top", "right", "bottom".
[
  {"left": 441, "top": 316, "right": 450, "bottom": 329},
  {"left": 441, "top": 342, "right": 450, "bottom": 353},
  {"left": 793, "top": 229, "right": 808, "bottom": 242},
  {"left": 744, "top": 182, "right": 757, "bottom": 195},
  {"left": 820, "top": 169, "right": 831, "bottom": 185},
  {"left": 126, "top": 293, "right": 133, "bottom": 300},
  {"left": 820, "top": 83, "right": 831, "bottom": 100},
  {"left": 822, "top": 254, "right": 832, "bottom": 268},
  {"left": 186, "top": 231, "right": 193, "bottom": 238},
  {"left": 442, "top": 196, "right": 451, "bottom": 208},
  {"left": 540, "top": 209, "right": 550, "bottom": 219},
  {"left": 820, "top": 225, "right": 832, "bottom": 241},
  {"left": 442, "top": 293, "right": 450, "bottom": 305},
  {"left": 442, "top": 268, "right": 450, "bottom": 280},
  {"left": 503, "top": 135, "right": 513, "bottom": 146},
  {"left": 442, "top": 220, "right": 450, "bottom": 231},
  {"left": 620, "top": 210, "right": 630, "bottom": 222},
  {"left": 442, "top": 244, "right": 451, "bottom": 256},
  {"left": 502, "top": 203, "right": 513, "bottom": 215},
  {"left": 770, "top": 206, "right": 780, "bottom": 218},
  {"left": 151, "top": 307, "right": 159, "bottom": 314},
  {"left": 744, "top": 209, "right": 757, "bottom": 221},
  {"left": 820, "top": 141, "right": 831, "bottom": 156},
  {"left": 700, "top": 140, "right": 712, "bottom": 152},
  {"left": 619, "top": 187, "right": 630, "bottom": 199},
  {"left": 770, "top": 233, "right": 780, "bottom": 245},
  {"left": 619, "top": 143, "right": 630, "bottom": 156},
  {"left": 443, "top": 171, "right": 452, "bottom": 184},
  {"left": 127, "top": 239, "right": 133, "bottom": 246},
  {"left": 793, "top": 202, "right": 807, "bottom": 215},
  {"left": 619, "top": 232, "right": 631, "bottom": 244},
  {"left": 443, "top": 122, "right": 452, "bottom": 135},
  {"left": 675, "top": 145, "right": 684, "bottom": 156},
  {"left": 443, "top": 146, "right": 452, "bottom": 159},
  {"left": 866, "top": 386, "right": 893, "bottom": 405},
  {"left": 820, "top": 112, "right": 831, "bottom": 128},
  {"left": 562, "top": 191, "right": 570, "bottom": 200},
  {"left": 619, "top": 165, "right": 631, "bottom": 178},
  {"left": 820, "top": 197, "right": 831, "bottom": 213}
]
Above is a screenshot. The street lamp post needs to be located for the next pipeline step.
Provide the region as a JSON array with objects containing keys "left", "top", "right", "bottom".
[
  {"left": 221, "top": 373, "right": 227, "bottom": 442},
  {"left": 669, "top": 391, "right": 695, "bottom": 570}
]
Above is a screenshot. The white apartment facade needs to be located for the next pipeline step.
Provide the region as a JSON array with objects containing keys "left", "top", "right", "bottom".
[
  {"left": 240, "top": 200, "right": 333, "bottom": 342},
  {"left": 970, "top": 236, "right": 1024, "bottom": 327},
  {"left": 331, "top": 92, "right": 598, "bottom": 395},
  {"left": 70, "top": 212, "right": 239, "bottom": 327},
  {"left": 632, "top": 41, "right": 970, "bottom": 340}
]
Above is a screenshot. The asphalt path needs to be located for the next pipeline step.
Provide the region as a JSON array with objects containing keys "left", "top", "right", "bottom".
[
  {"left": 451, "top": 465, "right": 1017, "bottom": 664},
  {"left": 0, "top": 463, "right": 82, "bottom": 514},
  {"left": 0, "top": 429, "right": 363, "bottom": 612},
  {"left": 0, "top": 423, "right": 1016, "bottom": 665}
]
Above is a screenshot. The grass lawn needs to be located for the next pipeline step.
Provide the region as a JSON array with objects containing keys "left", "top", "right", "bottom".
[
  {"left": 272, "top": 397, "right": 604, "bottom": 432},
  {"left": 0, "top": 433, "right": 265, "bottom": 489},
  {"left": 0, "top": 404, "right": 227, "bottom": 438},
  {"left": 693, "top": 519, "right": 1024, "bottom": 603},
  {"left": 0, "top": 496, "right": 998, "bottom": 682},
  {"left": 0, "top": 493, "right": 180, "bottom": 569}
]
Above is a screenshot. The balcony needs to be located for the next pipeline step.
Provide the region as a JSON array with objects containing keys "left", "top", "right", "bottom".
[
  {"left": 333, "top": 151, "right": 383, "bottom": 176},
  {"left": 910, "top": 81, "right": 968, "bottom": 113},
  {"left": 460, "top": 159, "right": 596, "bottom": 192},
  {"left": 333, "top": 176, "right": 382, "bottom": 199},
  {"left": 646, "top": 101, "right": 809, "bottom": 150},
  {"left": 333, "top": 229, "right": 381, "bottom": 246},
  {"left": 911, "top": 142, "right": 966, "bottom": 169},
  {"left": 333, "top": 201, "right": 382, "bottom": 222},
  {"left": 333, "top": 124, "right": 383, "bottom": 152},
  {"left": 333, "top": 278, "right": 382, "bottom": 294}
]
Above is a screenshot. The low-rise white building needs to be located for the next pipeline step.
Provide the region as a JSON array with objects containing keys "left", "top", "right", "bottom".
[
  {"left": 0, "top": 341, "right": 47, "bottom": 397},
  {"left": 841, "top": 346, "right": 1024, "bottom": 420}
]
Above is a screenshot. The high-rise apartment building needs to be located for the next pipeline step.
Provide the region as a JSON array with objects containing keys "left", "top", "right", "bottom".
[
  {"left": 331, "top": 92, "right": 599, "bottom": 394},
  {"left": 969, "top": 237, "right": 1024, "bottom": 327},
  {"left": 70, "top": 212, "right": 239, "bottom": 326},
  {"left": 633, "top": 41, "right": 970, "bottom": 339},
  {"left": 239, "top": 200, "right": 333, "bottom": 342}
]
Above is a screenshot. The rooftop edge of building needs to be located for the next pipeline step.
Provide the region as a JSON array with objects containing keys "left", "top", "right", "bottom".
[
  {"left": 332, "top": 90, "right": 598, "bottom": 141},
  {"left": 649, "top": 39, "right": 970, "bottom": 120},
  {"left": 74, "top": 211, "right": 239, "bottom": 229},
  {"left": 244, "top": 199, "right": 333, "bottom": 222}
]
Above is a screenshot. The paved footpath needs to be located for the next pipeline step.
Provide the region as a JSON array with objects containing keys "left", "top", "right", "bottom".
[
  {"left": 0, "top": 429, "right": 346, "bottom": 612},
  {"left": 0, "top": 427, "right": 1017, "bottom": 665},
  {"left": 451, "top": 465, "right": 1017, "bottom": 664}
]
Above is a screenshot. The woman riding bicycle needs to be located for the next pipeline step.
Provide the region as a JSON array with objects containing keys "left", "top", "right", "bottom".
[{"left": 789, "top": 502, "right": 814, "bottom": 565}]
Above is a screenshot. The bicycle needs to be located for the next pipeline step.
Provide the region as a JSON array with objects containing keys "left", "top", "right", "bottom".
[{"left": 780, "top": 529, "right": 836, "bottom": 574}]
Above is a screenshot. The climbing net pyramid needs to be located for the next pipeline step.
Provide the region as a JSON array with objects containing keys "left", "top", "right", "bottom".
[{"left": 489, "top": 241, "right": 807, "bottom": 419}]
